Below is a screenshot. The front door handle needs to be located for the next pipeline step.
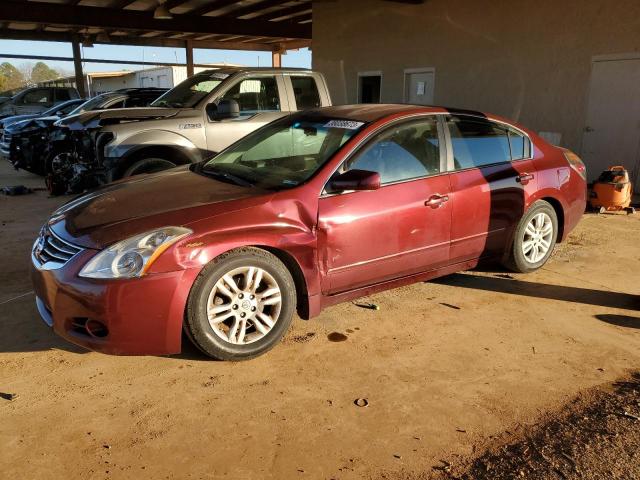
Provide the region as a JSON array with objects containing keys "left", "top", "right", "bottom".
[
  {"left": 516, "top": 173, "right": 534, "bottom": 185},
  {"left": 425, "top": 194, "right": 449, "bottom": 209}
]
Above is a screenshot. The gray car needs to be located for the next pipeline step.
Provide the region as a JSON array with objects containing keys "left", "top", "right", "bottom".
[{"left": 49, "top": 67, "right": 331, "bottom": 193}]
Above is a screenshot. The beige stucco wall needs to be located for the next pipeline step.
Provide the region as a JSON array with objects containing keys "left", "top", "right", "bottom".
[{"left": 312, "top": 0, "right": 640, "bottom": 153}]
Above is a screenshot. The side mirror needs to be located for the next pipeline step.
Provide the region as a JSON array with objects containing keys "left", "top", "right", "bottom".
[
  {"left": 206, "top": 99, "right": 240, "bottom": 121},
  {"left": 326, "top": 169, "right": 381, "bottom": 193}
]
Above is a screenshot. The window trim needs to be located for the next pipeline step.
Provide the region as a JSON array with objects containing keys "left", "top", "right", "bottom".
[
  {"left": 443, "top": 114, "right": 534, "bottom": 173},
  {"left": 321, "top": 114, "right": 448, "bottom": 197}
]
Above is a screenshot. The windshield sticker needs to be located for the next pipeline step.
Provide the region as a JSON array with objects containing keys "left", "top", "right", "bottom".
[{"left": 324, "top": 120, "right": 365, "bottom": 130}]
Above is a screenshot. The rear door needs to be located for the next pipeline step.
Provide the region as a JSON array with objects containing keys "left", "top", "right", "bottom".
[
  {"left": 283, "top": 73, "right": 330, "bottom": 110},
  {"left": 204, "top": 74, "right": 289, "bottom": 154},
  {"left": 318, "top": 116, "right": 451, "bottom": 294},
  {"left": 445, "top": 115, "right": 536, "bottom": 263}
]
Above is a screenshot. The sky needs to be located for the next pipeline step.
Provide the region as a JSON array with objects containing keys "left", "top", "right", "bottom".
[{"left": 0, "top": 39, "right": 312, "bottom": 76}]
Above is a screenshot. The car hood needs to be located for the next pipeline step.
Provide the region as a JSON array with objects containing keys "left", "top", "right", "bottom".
[
  {"left": 1, "top": 114, "right": 38, "bottom": 127},
  {"left": 5, "top": 116, "right": 59, "bottom": 133},
  {"left": 48, "top": 166, "right": 274, "bottom": 249},
  {"left": 58, "top": 107, "right": 181, "bottom": 130}
]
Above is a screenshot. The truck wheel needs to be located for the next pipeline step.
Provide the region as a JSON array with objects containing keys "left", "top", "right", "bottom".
[
  {"left": 502, "top": 200, "right": 558, "bottom": 273},
  {"left": 184, "top": 247, "right": 296, "bottom": 361},
  {"left": 122, "top": 157, "right": 177, "bottom": 177}
]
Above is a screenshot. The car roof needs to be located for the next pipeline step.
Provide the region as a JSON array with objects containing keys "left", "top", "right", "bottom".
[{"left": 300, "top": 104, "right": 489, "bottom": 123}]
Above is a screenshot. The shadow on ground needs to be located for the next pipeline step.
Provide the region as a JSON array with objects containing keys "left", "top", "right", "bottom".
[
  {"left": 594, "top": 314, "right": 640, "bottom": 330},
  {"left": 432, "top": 273, "right": 639, "bottom": 311}
]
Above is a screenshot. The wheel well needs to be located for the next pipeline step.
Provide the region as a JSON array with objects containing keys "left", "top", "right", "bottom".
[
  {"left": 541, "top": 197, "right": 565, "bottom": 242},
  {"left": 256, "top": 245, "right": 310, "bottom": 320},
  {"left": 117, "top": 146, "right": 192, "bottom": 179}
]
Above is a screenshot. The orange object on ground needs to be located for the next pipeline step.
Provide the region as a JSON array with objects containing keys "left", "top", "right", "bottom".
[{"left": 589, "top": 166, "right": 634, "bottom": 214}]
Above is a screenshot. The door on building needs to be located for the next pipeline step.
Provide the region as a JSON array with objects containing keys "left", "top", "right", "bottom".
[
  {"left": 404, "top": 68, "right": 435, "bottom": 105},
  {"left": 582, "top": 56, "right": 640, "bottom": 189},
  {"left": 358, "top": 73, "right": 381, "bottom": 103}
]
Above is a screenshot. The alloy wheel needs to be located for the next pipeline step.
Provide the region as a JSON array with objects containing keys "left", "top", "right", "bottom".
[
  {"left": 522, "top": 212, "right": 554, "bottom": 263},
  {"left": 206, "top": 266, "right": 282, "bottom": 345}
]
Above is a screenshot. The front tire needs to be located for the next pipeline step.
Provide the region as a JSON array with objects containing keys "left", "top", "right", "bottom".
[
  {"left": 503, "top": 200, "right": 558, "bottom": 273},
  {"left": 184, "top": 248, "right": 296, "bottom": 361},
  {"left": 122, "top": 157, "right": 177, "bottom": 177}
]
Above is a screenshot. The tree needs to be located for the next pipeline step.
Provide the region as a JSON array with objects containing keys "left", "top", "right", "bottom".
[
  {"left": 30, "top": 62, "right": 59, "bottom": 83},
  {"left": 0, "top": 63, "right": 26, "bottom": 90}
]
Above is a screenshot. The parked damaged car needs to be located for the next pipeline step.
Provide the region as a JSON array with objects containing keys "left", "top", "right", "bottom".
[
  {"left": 31, "top": 104, "right": 587, "bottom": 360},
  {"left": 2, "top": 88, "right": 166, "bottom": 187},
  {"left": 45, "top": 67, "right": 330, "bottom": 195},
  {"left": 0, "top": 99, "right": 86, "bottom": 173}
]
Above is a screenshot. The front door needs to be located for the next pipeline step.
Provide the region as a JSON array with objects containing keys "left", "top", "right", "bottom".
[
  {"left": 205, "top": 75, "right": 289, "bottom": 154},
  {"left": 445, "top": 115, "right": 537, "bottom": 262},
  {"left": 318, "top": 116, "right": 451, "bottom": 294},
  {"left": 582, "top": 56, "right": 640, "bottom": 189}
]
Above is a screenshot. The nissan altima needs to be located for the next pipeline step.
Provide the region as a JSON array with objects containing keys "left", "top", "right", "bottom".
[{"left": 31, "top": 104, "right": 587, "bottom": 360}]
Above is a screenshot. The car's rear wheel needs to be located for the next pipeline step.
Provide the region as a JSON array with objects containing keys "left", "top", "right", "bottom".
[
  {"left": 122, "top": 157, "right": 177, "bottom": 177},
  {"left": 184, "top": 247, "right": 296, "bottom": 361},
  {"left": 503, "top": 200, "right": 558, "bottom": 273}
]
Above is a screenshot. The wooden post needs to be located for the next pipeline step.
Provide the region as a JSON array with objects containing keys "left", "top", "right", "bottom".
[
  {"left": 185, "top": 39, "right": 194, "bottom": 77},
  {"left": 272, "top": 51, "right": 282, "bottom": 68},
  {"left": 71, "top": 37, "right": 86, "bottom": 97}
]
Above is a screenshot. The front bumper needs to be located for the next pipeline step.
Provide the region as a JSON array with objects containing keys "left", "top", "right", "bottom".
[{"left": 31, "top": 249, "right": 200, "bottom": 356}]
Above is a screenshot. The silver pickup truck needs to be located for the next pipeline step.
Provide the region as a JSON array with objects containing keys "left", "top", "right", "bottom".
[{"left": 48, "top": 67, "right": 332, "bottom": 193}]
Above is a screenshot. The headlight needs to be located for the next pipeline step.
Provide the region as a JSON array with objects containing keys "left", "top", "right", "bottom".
[{"left": 79, "top": 226, "right": 192, "bottom": 279}]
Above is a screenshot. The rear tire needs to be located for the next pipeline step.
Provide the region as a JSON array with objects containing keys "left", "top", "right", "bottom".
[
  {"left": 122, "top": 157, "right": 177, "bottom": 177},
  {"left": 184, "top": 247, "right": 296, "bottom": 361},
  {"left": 503, "top": 200, "right": 558, "bottom": 273}
]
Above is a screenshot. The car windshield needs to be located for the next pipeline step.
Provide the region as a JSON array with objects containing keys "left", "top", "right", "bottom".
[
  {"left": 151, "top": 72, "right": 229, "bottom": 108},
  {"left": 67, "top": 93, "right": 118, "bottom": 116},
  {"left": 200, "top": 114, "right": 367, "bottom": 190},
  {"left": 41, "top": 100, "right": 81, "bottom": 117}
]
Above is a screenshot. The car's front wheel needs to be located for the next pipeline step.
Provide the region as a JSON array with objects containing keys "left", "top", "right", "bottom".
[
  {"left": 503, "top": 200, "right": 558, "bottom": 273},
  {"left": 122, "top": 157, "right": 177, "bottom": 177},
  {"left": 184, "top": 247, "right": 296, "bottom": 361}
]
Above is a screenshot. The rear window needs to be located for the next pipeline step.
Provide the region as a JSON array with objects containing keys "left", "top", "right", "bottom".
[{"left": 291, "top": 76, "right": 321, "bottom": 110}]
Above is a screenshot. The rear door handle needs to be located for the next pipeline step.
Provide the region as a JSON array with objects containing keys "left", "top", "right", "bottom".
[
  {"left": 516, "top": 173, "right": 534, "bottom": 185},
  {"left": 425, "top": 194, "right": 449, "bottom": 209}
]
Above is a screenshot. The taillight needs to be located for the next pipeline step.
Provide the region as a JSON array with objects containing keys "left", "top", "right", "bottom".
[{"left": 563, "top": 150, "right": 587, "bottom": 180}]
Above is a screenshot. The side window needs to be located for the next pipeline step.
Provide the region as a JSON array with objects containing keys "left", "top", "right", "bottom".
[
  {"left": 346, "top": 117, "right": 441, "bottom": 184},
  {"left": 290, "top": 76, "right": 321, "bottom": 110},
  {"left": 220, "top": 76, "right": 280, "bottom": 115},
  {"left": 55, "top": 89, "right": 71, "bottom": 101},
  {"left": 22, "top": 89, "right": 52, "bottom": 105},
  {"left": 447, "top": 116, "right": 511, "bottom": 169},
  {"left": 508, "top": 130, "right": 531, "bottom": 160}
]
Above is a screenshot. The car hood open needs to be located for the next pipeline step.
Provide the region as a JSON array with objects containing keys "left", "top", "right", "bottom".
[
  {"left": 57, "top": 107, "right": 181, "bottom": 130},
  {"left": 48, "top": 166, "right": 273, "bottom": 249}
]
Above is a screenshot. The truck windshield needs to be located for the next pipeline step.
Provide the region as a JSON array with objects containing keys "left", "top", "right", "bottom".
[
  {"left": 151, "top": 72, "right": 229, "bottom": 108},
  {"left": 200, "top": 114, "right": 367, "bottom": 190}
]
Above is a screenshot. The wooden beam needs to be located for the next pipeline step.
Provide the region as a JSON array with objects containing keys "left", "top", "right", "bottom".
[
  {"left": 185, "top": 39, "right": 194, "bottom": 77},
  {"left": 267, "top": 5, "right": 312, "bottom": 21},
  {"left": 226, "top": 0, "right": 305, "bottom": 19},
  {"left": 0, "top": 28, "right": 311, "bottom": 51},
  {"left": 71, "top": 36, "right": 86, "bottom": 97},
  {"left": 272, "top": 51, "right": 281, "bottom": 68},
  {"left": 0, "top": 0, "right": 311, "bottom": 39},
  {"left": 0, "top": 52, "right": 223, "bottom": 68}
]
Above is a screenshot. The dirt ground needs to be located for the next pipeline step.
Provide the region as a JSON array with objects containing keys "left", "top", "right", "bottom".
[{"left": 1, "top": 162, "right": 639, "bottom": 480}]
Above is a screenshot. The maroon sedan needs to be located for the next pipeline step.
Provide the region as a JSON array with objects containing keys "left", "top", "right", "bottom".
[{"left": 31, "top": 105, "right": 586, "bottom": 360}]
